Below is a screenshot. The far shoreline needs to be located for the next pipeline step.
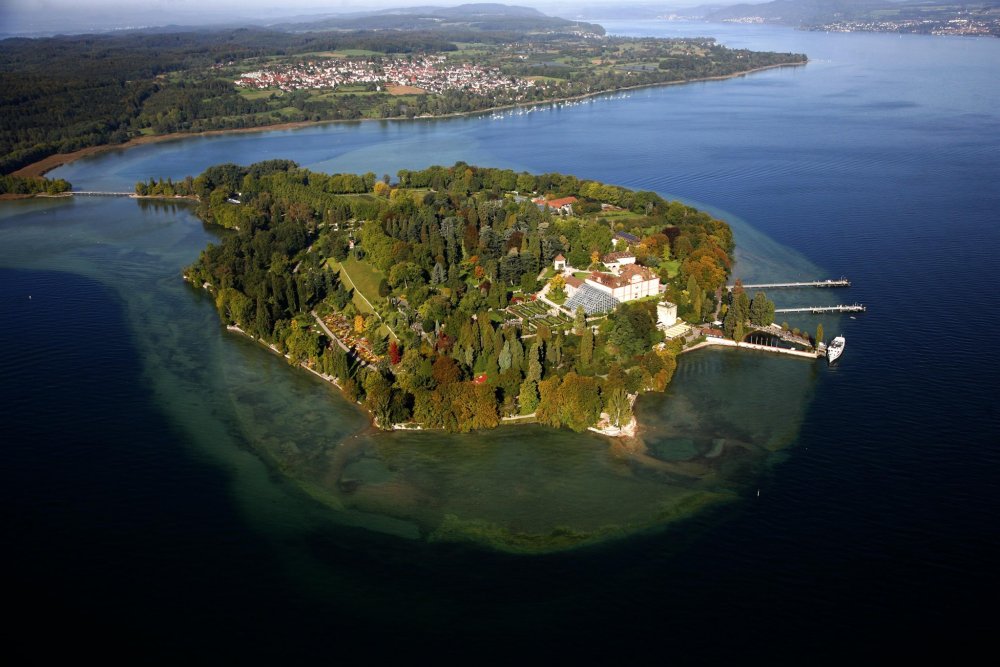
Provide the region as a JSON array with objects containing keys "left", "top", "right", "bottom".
[{"left": 11, "top": 61, "right": 805, "bottom": 179}]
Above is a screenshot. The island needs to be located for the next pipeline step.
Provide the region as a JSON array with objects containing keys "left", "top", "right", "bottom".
[{"left": 176, "top": 160, "right": 750, "bottom": 435}]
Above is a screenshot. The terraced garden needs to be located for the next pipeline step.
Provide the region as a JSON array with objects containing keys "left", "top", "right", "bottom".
[{"left": 507, "top": 299, "right": 573, "bottom": 334}]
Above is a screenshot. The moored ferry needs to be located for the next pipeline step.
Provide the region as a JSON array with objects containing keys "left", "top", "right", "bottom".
[{"left": 827, "top": 336, "right": 846, "bottom": 364}]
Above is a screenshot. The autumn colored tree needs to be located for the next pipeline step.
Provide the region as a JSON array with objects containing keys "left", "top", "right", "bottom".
[
  {"left": 450, "top": 383, "right": 499, "bottom": 431},
  {"left": 432, "top": 354, "right": 462, "bottom": 386},
  {"left": 650, "top": 351, "right": 677, "bottom": 391},
  {"left": 536, "top": 376, "right": 564, "bottom": 429},
  {"left": 548, "top": 274, "right": 567, "bottom": 303},
  {"left": 558, "top": 373, "right": 602, "bottom": 432}
]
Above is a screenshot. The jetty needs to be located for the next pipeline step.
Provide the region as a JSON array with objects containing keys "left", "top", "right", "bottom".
[
  {"left": 727, "top": 278, "right": 850, "bottom": 290},
  {"left": 684, "top": 336, "right": 820, "bottom": 360},
  {"left": 69, "top": 191, "right": 134, "bottom": 197},
  {"left": 774, "top": 304, "right": 866, "bottom": 314}
]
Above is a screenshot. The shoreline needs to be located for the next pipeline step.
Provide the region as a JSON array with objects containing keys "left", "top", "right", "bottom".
[{"left": 11, "top": 61, "right": 805, "bottom": 179}]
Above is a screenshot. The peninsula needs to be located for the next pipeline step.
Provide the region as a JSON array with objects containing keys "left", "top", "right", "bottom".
[{"left": 1, "top": 4, "right": 807, "bottom": 177}]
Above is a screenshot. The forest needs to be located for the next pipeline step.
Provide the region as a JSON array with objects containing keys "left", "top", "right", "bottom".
[
  {"left": 0, "top": 174, "right": 70, "bottom": 195},
  {"left": 181, "top": 161, "right": 737, "bottom": 433}
]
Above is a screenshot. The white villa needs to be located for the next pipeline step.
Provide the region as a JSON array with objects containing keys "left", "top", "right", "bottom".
[{"left": 585, "top": 264, "right": 660, "bottom": 303}]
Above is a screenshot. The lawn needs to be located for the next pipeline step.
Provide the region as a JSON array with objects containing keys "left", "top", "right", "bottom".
[
  {"left": 329, "top": 257, "right": 397, "bottom": 341},
  {"left": 329, "top": 257, "right": 384, "bottom": 315},
  {"left": 661, "top": 259, "right": 681, "bottom": 279}
]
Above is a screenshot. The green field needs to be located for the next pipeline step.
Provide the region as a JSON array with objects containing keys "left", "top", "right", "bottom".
[
  {"left": 330, "top": 257, "right": 383, "bottom": 314},
  {"left": 329, "top": 257, "right": 397, "bottom": 340},
  {"left": 238, "top": 89, "right": 274, "bottom": 100}
]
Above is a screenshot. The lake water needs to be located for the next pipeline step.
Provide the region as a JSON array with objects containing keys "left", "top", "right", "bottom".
[{"left": 3, "top": 21, "right": 999, "bottom": 659}]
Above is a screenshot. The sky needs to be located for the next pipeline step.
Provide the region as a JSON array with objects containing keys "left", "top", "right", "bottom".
[{"left": 0, "top": 1, "right": 729, "bottom": 36}]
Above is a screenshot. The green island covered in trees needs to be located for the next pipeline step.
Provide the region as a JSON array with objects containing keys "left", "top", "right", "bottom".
[
  {"left": 178, "top": 160, "right": 770, "bottom": 435},
  {"left": 2, "top": 8, "right": 806, "bottom": 176}
]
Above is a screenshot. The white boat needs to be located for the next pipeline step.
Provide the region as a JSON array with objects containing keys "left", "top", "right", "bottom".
[{"left": 827, "top": 336, "right": 846, "bottom": 364}]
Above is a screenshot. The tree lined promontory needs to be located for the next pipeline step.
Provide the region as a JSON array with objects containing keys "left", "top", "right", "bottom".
[{"left": 182, "top": 161, "right": 735, "bottom": 432}]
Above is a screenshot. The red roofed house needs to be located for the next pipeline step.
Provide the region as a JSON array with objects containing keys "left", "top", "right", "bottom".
[
  {"left": 532, "top": 196, "right": 577, "bottom": 215},
  {"left": 553, "top": 253, "right": 566, "bottom": 271}
]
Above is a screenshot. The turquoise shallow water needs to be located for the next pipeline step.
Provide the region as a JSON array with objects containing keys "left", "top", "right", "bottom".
[{"left": 3, "top": 21, "right": 999, "bottom": 660}]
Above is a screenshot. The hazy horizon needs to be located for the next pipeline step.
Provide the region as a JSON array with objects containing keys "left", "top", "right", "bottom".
[{"left": 0, "top": 0, "right": 739, "bottom": 37}]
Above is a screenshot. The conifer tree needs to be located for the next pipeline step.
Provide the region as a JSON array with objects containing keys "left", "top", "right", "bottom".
[
  {"left": 526, "top": 343, "right": 542, "bottom": 382},
  {"left": 499, "top": 340, "right": 512, "bottom": 371},
  {"left": 580, "top": 326, "right": 594, "bottom": 366},
  {"left": 574, "top": 306, "right": 587, "bottom": 335}
]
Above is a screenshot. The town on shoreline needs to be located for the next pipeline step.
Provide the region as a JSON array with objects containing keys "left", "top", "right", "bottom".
[{"left": 6, "top": 60, "right": 804, "bottom": 183}]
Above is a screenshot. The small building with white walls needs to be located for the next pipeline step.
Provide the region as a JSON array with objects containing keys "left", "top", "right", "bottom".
[
  {"left": 553, "top": 253, "right": 566, "bottom": 272},
  {"left": 657, "top": 301, "right": 678, "bottom": 327},
  {"left": 601, "top": 251, "right": 636, "bottom": 275}
]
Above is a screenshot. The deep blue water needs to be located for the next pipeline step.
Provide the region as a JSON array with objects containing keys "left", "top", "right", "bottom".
[{"left": 4, "top": 22, "right": 1000, "bottom": 661}]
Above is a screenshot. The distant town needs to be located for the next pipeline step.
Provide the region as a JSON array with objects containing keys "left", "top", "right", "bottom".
[
  {"left": 236, "top": 56, "right": 536, "bottom": 98},
  {"left": 706, "top": 1, "right": 1000, "bottom": 38},
  {"left": 811, "top": 15, "right": 1000, "bottom": 37}
]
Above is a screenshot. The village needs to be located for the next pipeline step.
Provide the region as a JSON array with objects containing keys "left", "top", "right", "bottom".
[{"left": 235, "top": 55, "right": 537, "bottom": 97}]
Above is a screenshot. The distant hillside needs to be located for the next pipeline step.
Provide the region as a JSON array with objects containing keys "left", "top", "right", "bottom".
[
  {"left": 275, "top": 3, "right": 604, "bottom": 35},
  {"left": 704, "top": 0, "right": 1000, "bottom": 26},
  {"left": 706, "top": 0, "right": 885, "bottom": 24}
]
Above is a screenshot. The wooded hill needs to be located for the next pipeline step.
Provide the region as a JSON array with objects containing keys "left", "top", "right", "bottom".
[{"left": 180, "top": 161, "right": 734, "bottom": 432}]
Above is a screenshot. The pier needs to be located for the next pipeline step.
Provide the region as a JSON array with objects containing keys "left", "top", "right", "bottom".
[
  {"left": 726, "top": 278, "right": 850, "bottom": 290},
  {"left": 69, "top": 191, "right": 135, "bottom": 197},
  {"left": 774, "top": 304, "right": 866, "bottom": 314},
  {"left": 683, "top": 336, "right": 820, "bottom": 360}
]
